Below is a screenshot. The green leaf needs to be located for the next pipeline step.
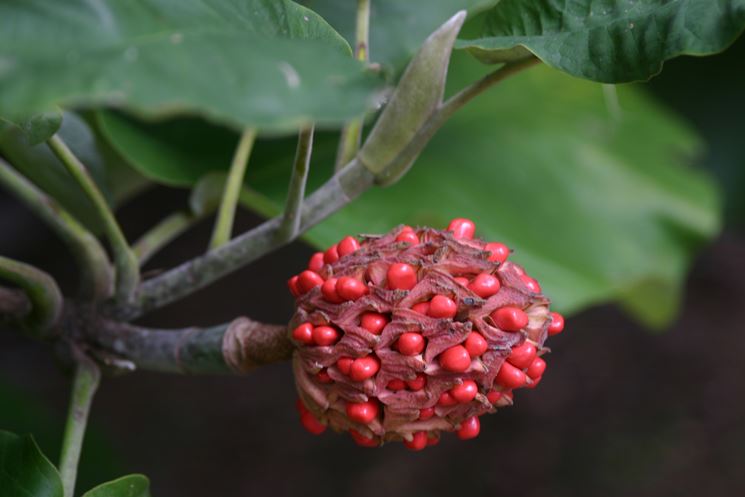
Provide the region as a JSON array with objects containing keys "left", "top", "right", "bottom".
[
  {"left": 457, "top": 0, "right": 745, "bottom": 83},
  {"left": 82, "top": 475, "right": 150, "bottom": 497},
  {"left": 0, "top": 110, "right": 62, "bottom": 145},
  {"left": 306, "top": 0, "right": 498, "bottom": 73},
  {"left": 0, "top": 431, "right": 63, "bottom": 497},
  {"left": 0, "top": 0, "right": 384, "bottom": 132}
]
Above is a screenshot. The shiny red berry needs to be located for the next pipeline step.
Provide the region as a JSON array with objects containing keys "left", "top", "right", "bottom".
[
  {"left": 337, "top": 236, "right": 360, "bottom": 257},
  {"left": 527, "top": 357, "right": 546, "bottom": 379},
  {"left": 521, "top": 275, "right": 541, "bottom": 293},
  {"left": 496, "top": 361, "right": 527, "bottom": 389},
  {"left": 396, "top": 228, "right": 420, "bottom": 245},
  {"left": 456, "top": 416, "right": 480, "bottom": 440},
  {"left": 346, "top": 400, "right": 379, "bottom": 424},
  {"left": 527, "top": 376, "right": 542, "bottom": 389},
  {"left": 411, "top": 302, "right": 430, "bottom": 314},
  {"left": 300, "top": 411, "right": 326, "bottom": 435},
  {"left": 337, "top": 357, "right": 354, "bottom": 375},
  {"left": 350, "top": 429, "right": 378, "bottom": 447},
  {"left": 406, "top": 374, "right": 427, "bottom": 391},
  {"left": 491, "top": 306, "right": 529, "bottom": 331},
  {"left": 447, "top": 218, "right": 476, "bottom": 240},
  {"left": 397, "top": 332, "right": 425, "bottom": 356},
  {"left": 548, "top": 312, "right": 565, "bottom": 335},
  {"left": 316, "top": 370, "right": 332, "bottom": 383},
  {"left": 360, "top": 312, "right": 388, "bottom": 335},
  {"left": 451, "top": 380, "right": 478, "bottom": 403},
  {"left": 428, "top": 295, "right": 457, "bottom": 319},
  {"left": 439, "top": 345, "right": 471, "bottom": 372},
  {"left": 287, "top": 275, "right": 300, "bottom": 297},
  {"left": 507, "top": 341, "right": 537, "bottom": 369},
  {"left": 387, "top": 263, "right": 417, "bottom": 290},
  {"left": 486, "top": 390, "right": 501, "bottom": 404},
  {"left": 404, "top": 431, "right": 428, "bottom": 451},
  {"left": 437, "top": 391, "right": 458, "bottom": 406},
  {"left": 454, "top": 276, "right": 470, "bottom": 286},
  {"left": 297, "top": 270, "right": 324, "bottom": 294},
  {"left": 419, "top": 407, "right": 435, "bottom": 420},
  {"left": 463, "top": 332, "right": 488, "bottom": 357},
  {"left": 336, "top": 276, "right": 368, "bottom": 301},
  {"left": 291, "top": 323, "right": 314, "bottom": 345},
  {"left": 485, "top": 242, "right": 510, "bottom": 263},
  {"left": 468, "top": 273, "right": 501, "bottom": 298},
  {"left": 321, "top": 278, "right": 343, "bottom": 303},
  {"left": 387, "top": 379, "right": 407, "bottom": 391},
  {"left": 323, "top": 244, "right": 339, "bottom": 264},
  {"left": 312, "top": 325, "right": 340, "bottom": 346},
  {"left": 307, "top": 252, "right": 324, "bottom": 272},
  {"left": 349, "top": 356, "right": 380, "bottom": 382}
]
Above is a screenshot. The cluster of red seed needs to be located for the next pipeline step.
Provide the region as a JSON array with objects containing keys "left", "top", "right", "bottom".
[{"left": 288, "top": 219, "right": 565, "bottom": 450}]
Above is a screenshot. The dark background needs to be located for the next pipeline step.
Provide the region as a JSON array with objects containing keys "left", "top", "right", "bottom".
[{"left": 1, "top": 38, "right": 744, "bottom": 497}]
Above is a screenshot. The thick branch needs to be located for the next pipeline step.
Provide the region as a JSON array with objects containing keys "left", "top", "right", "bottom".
[{"left": 92, "top": 317, "right": 292, "bottom": 374}]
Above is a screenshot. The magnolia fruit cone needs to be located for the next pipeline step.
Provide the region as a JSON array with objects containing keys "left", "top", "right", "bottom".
[{"left": 287, "top": 219, "right": 565, "bottom": 449}]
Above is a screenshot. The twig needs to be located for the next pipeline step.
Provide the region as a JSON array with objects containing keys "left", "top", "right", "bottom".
[
  {"left": 277, "top": 126, "right": 314, "bottom": 241},
  {"left": 133, "top": 211, "right": 201, "bottom": 266},
  {"left": 47, "top": 135, "right": 138, "bottom": 303},
  {"left": 92, "top": 317, "right": 291, "bottom": 374},
  {"left": 209, "top": 128, "right": 257, "bottom": 249},
  {"left": 58, "top": 350, "right": 100, "bottom": 497},
  {"left": 0, "top": 256, "right": 62, "bottom": 337},
  {"left": 334, "top": 0, "right": 370, "bottom": 171},
  {"left": 0, "top": 158, "right": 113, "bottom": 299}
]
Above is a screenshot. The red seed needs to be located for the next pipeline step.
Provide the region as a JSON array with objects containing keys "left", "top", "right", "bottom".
[
  {"left": 307, "top": 252, "right": 324, "bottom": 272},
  {"left": 486, "top": 390, "right": 501, "bottom": 404},
  {"left": 527, "top": 357, "right": 546, "bottom": 379},
  {"left": 419, "top": 407, "right": 435, "bottom": 420},
  {"left": 346, "top": 400, "right": 379, "bottom": 424},
  {"left": 496, "top": 361, "right": 527, "bottom": 389},
  {"left": 456, "top": 416, "right": 480, "bottom": 440},
  {"left": 321, "top": 278, "right": 343, "bottom": 303},
  {"left": 316, "top": 370, "right": 333, "bottom": 383},
  {"left": 360, "top": 312, "right": 388, "bottom": 335},
  {"left": 451, "top": 380, "right": 478, "bottom": 403},
  {"left": 548, "top": 312, "right": 565, "bottom": 335},
  {"left": 323, "top": 244, "right": 339, "bottom": 264},
  {"left": 312, "top": 325, "right": 340, "bottom": 346},
  {"left": 397, "top": 332, "right": 425, "bottom": 356},
  {"left": 404, "top": 431, "right": 428, "bottom": 451},
  {"left": 491, "top": 306, "right": 529, "bottom": 331},
  {"left": 447, "top": 218, "right": 476, "bottom": 240},
  {"left": 521, "top": 275, "right": 542, "bottom": 293},
  {"left": 287, "top": 275, "right": 300, "bottom": 297},
  {"left": 300, "top": 411, "right": 326, "bottom": 435},
  {"left": 427, "top": 436, "right": 440, "bottom": 446},
  {"left": 485, "top": 242, "right": 510, "bottom": 263},
  {"left": 428, "top": 295, "right": 457, "bottom": 319},
  {"left": 349, "top": 356, "right": 380, "bottom": 382},
  {"left": 468, "top": 273, "right": 501, "bottom": 298},
  {"left": 454, "top": 276, "right": 470, "bottom": 286},
  {"left": 387, "top": 379, "right": 407, "bottom": 391},
  {"left": 439, "top": 345, "right": 471, "bottom": 372},
  {"left": 336, "top": 276, "right": 368, "bottom": 301},
  {"left": 527, "top": 376, "right": 542, "bottom": 389},
  {"left": 337, "top": 357, "right": 354, "bottom": 375},
  {"left": 297, "top": 270, "right": 324, "bottom": 294},
  {"left": 411, "top": 302, "right": 430, "bottom": 314},
  {"left": 406, "top": 374, "right": 427, "bottom": 391},
  {"left": 387, "top": 263, "right": 417, "bottom": 290},
  {"left": 464, "top": 332, "right": 488, "bottom": 357},
  {"left": 437, "top": 391, "right": 458, "bottom": 406},
  {"left": 507, "top": 341, "right": 537, "bottom": 369},
  {"left": 350, "top": 429, "right": 378, "bottom": 447},
  {"left": 396, "top": 230, "right": 419, "bottom": 245},
  {"left": 337, "top": 236, "right": 360, "bottom": 257},
  {"left": 291, "top": 323, "right": 314, "bottom": 345}
]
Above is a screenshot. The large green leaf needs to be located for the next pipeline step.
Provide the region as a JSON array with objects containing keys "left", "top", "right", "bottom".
[
  {"left": 0, "top": 0, "right": 384, "bottom": 131},
  {"left": 0, "top": 431, "right": 63, "bottom": 497},
  {"left": 0, "top": 111, "right": 62, "bottom": 146},
  {"left": 82, "top": 475, "right": 150, "bottom": 497},
  {"left": 306, "top": 0, "right": 497, "bottom": 73},
  {"left": 457, "top": 0, "right": 745, "bottom": 83},
  {"left": 95, "top": 55, "right": 721, "bottom": 327}
]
